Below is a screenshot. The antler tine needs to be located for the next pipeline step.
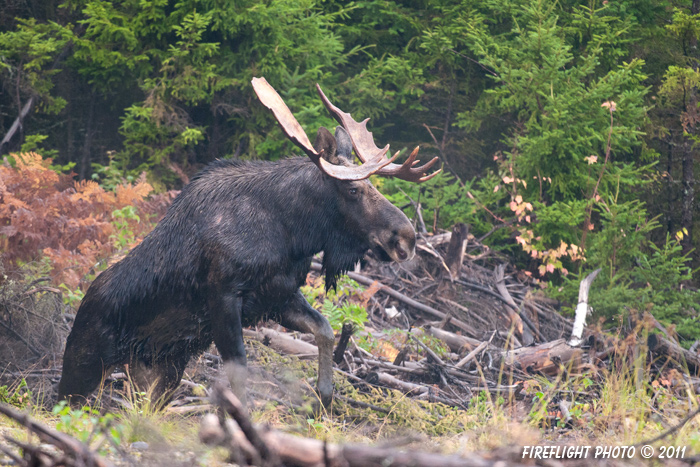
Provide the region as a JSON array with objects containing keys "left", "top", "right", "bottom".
[
  {"left": 316, "top": 84, "right": 440, "bottom": 183},
  {"left": 379, "top": 147, "right": 442, "bottom": 183},
  {"left": 252, "top": 77, "right": 395, "bottom": 181}
]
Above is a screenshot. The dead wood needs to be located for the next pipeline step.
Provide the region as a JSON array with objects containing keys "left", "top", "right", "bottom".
[
  {"left": 167, "top": 404, "right": 212, "bottom": 414},
  {"left": 366, "top": 372, "right": 430, "bottom": 396},
  {"left": 633, "top": 404, "right": 700, "bottom": 447},
  {"left": 243, "top": 328, "right": 318, "bottom": 358},
  {"left": 3, "top": 436, "right": 57, "bottom": 466},
  {"left": 1, "top": 42, "right": 73, "bottom": 151},
  {"left": 445, "top": 223, "right": 468, "bottom": 281},
  {"left": 499, "top": 338, "right": 583, "bottom": 375},
  {"left": 454, "top": 278, "right": 536, "bottom": 341},
  {"left": 455, "top": 341, "right": 489, "bottom": 369},
  {"left": 494, "top": 264, "right": 535, "bottom": 345},
  {"left": 642, "top": 311, "right": 679, "bottom": 345},
  {"left": 456, "top": 279, "right": 513, "bottom": 305},
  {"left": 0, "top": 441, "right": 24, "bottom": 465},
  {"left": 310, "top": 262, "right": 474, "bottom": 335},
  {"left": 648, "top": 334, "right": 700, "bottom": 374},
  {"left": 202, "top": 387, "right": 525, "bottom": 467},
  {"left": 568, "top": 268, "right": 601, "bottom": 347},
  {"left": 436, "top": 297, "right": 490, "bottom": 329},
  {"left": 354, "top": 354, "right": 484, "bottom": 387},
  {"left": 0, "top": 320, "right": 42, "bottom": 358},
  {"left": 0, "top": 97, "right": 34, "bottom": 150},
  {"left": 355, "top": 357, "right": 424, "bottom": 376},
  {"left": 418, "top": 231, "right": 451, "bottom": 247},
  {"left": 417, "top": 325, "right": 482, "bottom": 353},
  {"left": 335, "top": 395, "right": 391, "bottom": 413},
  {"left": 409, "top": 334, "right": 446, "bottom": 366},
  {"left": 0, "top": 402, "right": 114, "bottom": 467},
  {"left": 212, "top": 384, "right": 280, "bottom": 467},
  {"left": 334, "top": 322, "right": 355, "bottom": 364},
  {"left": 203, "top": 413, "right": 520, "bottom": 467}
]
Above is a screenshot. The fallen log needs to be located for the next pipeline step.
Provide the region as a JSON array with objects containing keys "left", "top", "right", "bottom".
[
  {"left": 202, "top": 413, "right": 518, "bottom": 467},
  {"left": 366, "top": 371, "right": 429, "bottom": 396},
  {"left": 416, "top": 325, "right": 482, "bottom": 353},
  {"left": 202, "top": 387, "right": 526, "bottom": 467},
  {"left": 212, "top": 383, "right": 279, "bottom": 467},
  {"left": 243, "top": 328, "right": 318, "bottom": 358},
  {"left": 499, "top": 338, "right": 583, "bottom": 375},
  {"left": 648, "top": 334, "right": 700, "bottom": 374}
]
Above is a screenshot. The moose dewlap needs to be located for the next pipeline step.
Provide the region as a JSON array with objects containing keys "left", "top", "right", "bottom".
[{"left": 57, "top": 78, "right": 439, "bottom": 408}]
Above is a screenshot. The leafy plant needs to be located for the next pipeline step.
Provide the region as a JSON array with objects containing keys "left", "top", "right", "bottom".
[
  {"left": 0, "top": 379, "right": 32, "bottom": 409},
  {"left": 321, "top": 301, "right": 368, "bottom": 332},
  {"left": 302, "top": 276, "right": 368, "bottom": 332},
  {"left": 59, "top": 283, "right": 86, "bottom": 308},
  {"left": 20, "top": 134, "right": 59, "bottom": 160},
  {"left": 52, "top": 401, "right": 123, "bottom": 454},
  {"left": 91, "top": 156, "right": 135, "bottom": 192},
  {"left": 549, "top": 199, "right": 700, "bottom": 345},
  {"left": 110, "top": 205, "right": 140, "bottom": 251}
]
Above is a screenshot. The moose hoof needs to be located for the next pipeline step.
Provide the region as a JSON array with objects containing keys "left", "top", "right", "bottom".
[
  {"left": 318, "top": 382, "right": 333, "bottom": 409},
  {"left": 310, "top": 387, "right": 333, "bottom": 417},
  {"left": 321, "top": 391, "right": 333, "bottom": 409}
]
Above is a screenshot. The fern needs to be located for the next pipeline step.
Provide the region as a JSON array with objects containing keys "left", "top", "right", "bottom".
[{"left": 0, "top": 152, "right": 173, "bottom": 291}]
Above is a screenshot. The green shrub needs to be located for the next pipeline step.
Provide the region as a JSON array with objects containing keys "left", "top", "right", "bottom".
[{"left": 0, "top": 380, "right": 32, "bottom": 409}]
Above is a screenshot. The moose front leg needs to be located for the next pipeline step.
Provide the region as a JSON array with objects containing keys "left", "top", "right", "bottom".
[
  {"left": 210, "top": 291, "right": 248, "bottom": 407},
  {"left": 277, "top": 290, "right": 335, "bottom": 408}
]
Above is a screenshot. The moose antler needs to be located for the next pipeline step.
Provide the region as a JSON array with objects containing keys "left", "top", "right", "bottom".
[
  {"left": 252, "top": 77, "right": 397, "bottom": 181},
  {"left": 316, "top": 84, "right": 441, "bottom": 183}
]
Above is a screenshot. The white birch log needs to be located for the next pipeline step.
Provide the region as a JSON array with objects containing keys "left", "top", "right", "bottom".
[{"left": 568, "top": 268, "right": 602, "bottom": 347}]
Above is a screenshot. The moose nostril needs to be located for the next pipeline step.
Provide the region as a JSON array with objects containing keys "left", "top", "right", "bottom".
[{"left": 396, "top": 246, "right": 407, "bottom": 260}]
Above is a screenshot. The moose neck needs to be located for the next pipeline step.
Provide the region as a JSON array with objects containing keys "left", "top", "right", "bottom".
[{"left": 281, "top": 159, "right": 367, "bottom": 289}]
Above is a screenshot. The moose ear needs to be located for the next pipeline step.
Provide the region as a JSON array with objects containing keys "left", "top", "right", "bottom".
[
  {"left": 313, "top": 127, "right": 338, "bottom": 164},
  {"left": 334, "top": 126, "right": 353, "bottom": 163}
]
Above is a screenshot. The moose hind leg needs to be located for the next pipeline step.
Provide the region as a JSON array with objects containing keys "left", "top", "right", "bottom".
[
  {"left": 210, "top": 291, "right": 248, "bottom": 407},
  {"left": 277, "top": 291, "right": 335, "bottom": 408},
  {"left": 128, "top": 354, "right": 189, "bottom": 407}
]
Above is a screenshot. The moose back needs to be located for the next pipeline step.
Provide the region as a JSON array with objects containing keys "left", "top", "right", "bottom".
[{"left": 57, "top": 78, "right": 439, "bottom": 407}]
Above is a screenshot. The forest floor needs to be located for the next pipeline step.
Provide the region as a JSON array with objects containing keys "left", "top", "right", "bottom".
[{"left": 1, "top": 229, "right": 699, "bottom": 466}]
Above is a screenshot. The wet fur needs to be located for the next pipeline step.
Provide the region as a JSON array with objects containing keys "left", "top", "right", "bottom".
[{"left": 58, "top": 154, "right": 376, "bottom": 401}]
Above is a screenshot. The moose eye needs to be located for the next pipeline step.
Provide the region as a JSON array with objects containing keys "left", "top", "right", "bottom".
[{"left": 348, "top": 187, "right": 359, "bottom": 197}]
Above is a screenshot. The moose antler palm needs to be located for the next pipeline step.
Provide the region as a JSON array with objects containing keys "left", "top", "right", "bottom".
[
  {"left": 252, "top": 77, "right": 440, "bottom": 182},
  {"left": 315, "top": 85, "right": 440, "bottom": 183}
]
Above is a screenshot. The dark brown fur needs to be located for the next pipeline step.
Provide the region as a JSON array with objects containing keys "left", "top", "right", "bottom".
[{"left": 58, "top": 127, "right": 416, "bottom": 407}]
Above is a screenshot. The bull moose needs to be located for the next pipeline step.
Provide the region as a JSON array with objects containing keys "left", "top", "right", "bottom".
[{"left": 57, "top": 78, "right": 439, "bottom": 408}]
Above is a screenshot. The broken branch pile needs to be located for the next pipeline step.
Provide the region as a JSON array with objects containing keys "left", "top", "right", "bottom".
[
  {"left": 200, "top": 384, "right": 525, "bottom": 467},
  {"left": 238, "top": 226, "right": 700, "bottom": 416}
]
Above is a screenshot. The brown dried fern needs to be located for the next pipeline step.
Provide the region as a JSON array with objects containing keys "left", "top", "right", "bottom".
[{"left": 1, "top": 153, "right": 172, "bottom": 290}]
